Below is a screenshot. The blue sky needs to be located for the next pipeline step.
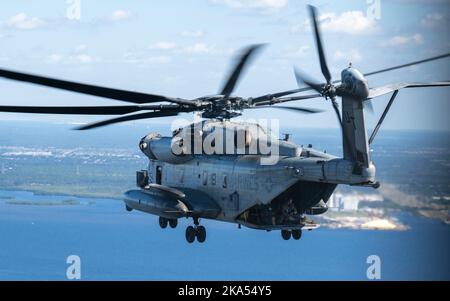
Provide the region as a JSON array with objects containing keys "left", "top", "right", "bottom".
[{"left": 0, "top": 0, "right": 449, "bottom": 131}]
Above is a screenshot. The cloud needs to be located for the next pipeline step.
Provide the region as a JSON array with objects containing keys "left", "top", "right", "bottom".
[
  {"left": 123, "top": 52, "right": 172, "bottom": 65},
  {"left": 46, "top": 45, "right": 94, "bottom": 64},
  {"left": 109, "top": 10, "right": 133, "bottom": 22},
  {"left": 285, "top": 45, "right": 310, "bottom": 58},
  {"left": 184, "top": 43, "right": 214, "bottom": 54},
  {"left": 381, "top": 34, "right": 424, "bottom": 47},
  {"left": 124, "top": 42, "right": 216, "bottom": 65},
  {"left": 150, "top": 42, "right": 178, "bottom": 50},
  {"left": 210, "top": 0, "right": 288, "bottom": 12},
  {"left": 47, "top": 54, "right": 64, "bottom": 63},
  {"left": 75, "top": 44, "right": 88, "bottom": 53},
  {"left": 293, "top": 11, "right": 378, "bottom": 35},
  {"left": 333, "top": 49, "right": 363, "bottom": 63},
  {"left": 180, "top": 30, "right": 205, "bottom": 38},
  {"left": 3, "top": 13, "right": 45, "bottom": 30},
  {"left": 391, "top": 0, "right": 448, "bottom": 3},
  {"left": 47, "top": 53, "right": 94, "bottom": 64},
  {"left": 420, "top": 13, "right": 448, "bottom": 28},
  {"left": 75, "top": 54, "right": 93, "bottom": 63},
  {"left": 144, "top": 56, "right": 172, "bottom": 64}
]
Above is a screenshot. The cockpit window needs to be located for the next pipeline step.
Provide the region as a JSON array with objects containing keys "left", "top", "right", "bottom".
[{"left": 172, "top": 128, "right": 182, "bottom": 137}]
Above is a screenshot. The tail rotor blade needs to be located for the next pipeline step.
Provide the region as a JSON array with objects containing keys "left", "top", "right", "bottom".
[
  {"left": 308, "top": 5, "right": 332, "bottom": 83},
  {"left": 364, "top": 100, "right": 374, "bottom": 114},
  {"left": 331, "top": 100, "right": 355, "bottom": 162},
  {"left": 331, "top": 100, "right": 343, "bottom": 131}
]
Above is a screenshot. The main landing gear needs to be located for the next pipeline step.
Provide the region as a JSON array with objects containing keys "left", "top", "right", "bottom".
[
  {"left": 159, "top": 217, "right": 178, "bottom": 229},
  {"left": 185, "top": 217, "right": 206, "bottom": 244},
  {"left": 281, "top": 229, "right": 302, "bottom": 241},
  {"left": 158, "top": 216, "right": 207, "bottom": 244}
]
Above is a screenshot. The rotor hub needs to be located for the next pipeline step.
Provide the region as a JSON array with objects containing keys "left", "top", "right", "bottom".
[{"left": 321, "top": 84, "right": 337, "bottom": 100}]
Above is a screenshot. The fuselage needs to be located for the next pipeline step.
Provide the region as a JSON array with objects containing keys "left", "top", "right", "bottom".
[{"left": 127, "top": 120, "right": 377, "bottom": 230}]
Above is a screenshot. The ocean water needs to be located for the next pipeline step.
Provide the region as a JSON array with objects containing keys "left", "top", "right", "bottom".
[
  {"left": 0, "top": 190, "right": 448, "bottom": 281},
  {"left": 0, "top": 122, "right": 449, "bottom": 280}
]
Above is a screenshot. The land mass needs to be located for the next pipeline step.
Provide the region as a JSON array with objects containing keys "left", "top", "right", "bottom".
[{"left": 0, "top": 123, "right": 448, "bottom": 229}]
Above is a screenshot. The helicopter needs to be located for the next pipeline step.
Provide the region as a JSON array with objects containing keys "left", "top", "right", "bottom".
[{"left": 0, "top": 5, "right": 449, "bottom": 243}]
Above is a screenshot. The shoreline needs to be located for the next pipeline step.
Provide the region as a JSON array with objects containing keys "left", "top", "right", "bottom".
[
  {"left": 0, "top": 186, "right": 123, "bottom": 201},
  {"left": 0, "top": 188, "right": 438, "bottom": 232}
]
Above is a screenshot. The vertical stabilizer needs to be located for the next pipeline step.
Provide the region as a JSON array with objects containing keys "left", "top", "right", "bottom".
[{"left": 341, "top": 96, "right": 371, "bottom": 171}]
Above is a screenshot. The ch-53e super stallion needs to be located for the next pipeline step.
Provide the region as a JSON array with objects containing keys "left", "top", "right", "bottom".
[{"left": 1, "top": 6, "right": 449, "bottom": 243}]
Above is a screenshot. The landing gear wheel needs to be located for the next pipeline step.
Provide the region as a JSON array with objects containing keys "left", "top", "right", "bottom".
[
  {"left": 292, "top": 229, "right": 302, "bottom": 240},
  {"left": 169, "top": 219, "right": 178, "bottom": 229},
  {"left": 159, "top": 217, "right": 168, "bottom": 229},
  {"left": 196, "top": 226, "right": 206, "bottom": 243},
  {"left": 125, "top": 205, "right": 133, "bottom": 212},
  {"left": 185, "top": 226, "right": 196, "bottom": 244},
  {"left": 281, "top": 230, "right": 291, "bottom": 240}
]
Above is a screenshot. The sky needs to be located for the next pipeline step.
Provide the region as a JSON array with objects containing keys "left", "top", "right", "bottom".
[{"left": 0, "top": 0, "right": 449, "bottom": 131}]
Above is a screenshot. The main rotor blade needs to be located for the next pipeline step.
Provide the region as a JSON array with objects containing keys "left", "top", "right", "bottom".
[
  {"left": 308, "top": 5, "right": 332, "bottom": 83},
  {"left": 0, "top": 104, "right": 182, "bottom": 115},
  {"left": 253, "top": 94, "right": 321, "bottom": 106},
  {"left": 331, "top": 101, "right": 343, "bottom": 129},
  {"left": 294, "top": 67, "right": 325, "bottom": 93},
  {"left": 76, "top": 111, "right": 182, "bottom": 131},
  {"left": 367, "top": 81, "right": 450, "bottom": 99},
  {"left": 0, "top": 68, "right": 192, "bottom": 105},
  {"left": 252, "top": 87, "right": 315, "bottom": 103},
  {"left": 220, "top": 44, "right": 266, "bottom": 98},
  {"left": 247, "top": 105, "right": 323, "bottom": 114},
  {"left": 364, "top": 53, "right": 450, "bottom": 77}
]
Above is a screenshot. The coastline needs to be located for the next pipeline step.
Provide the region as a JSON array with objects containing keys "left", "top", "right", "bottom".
[{"left": 0, "top": 188, "right": 427, "bottom": 232}]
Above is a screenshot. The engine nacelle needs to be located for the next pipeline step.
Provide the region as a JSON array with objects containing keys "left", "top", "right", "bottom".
[
  {"left": 139, "top": 133, "right": 194, "bottom": 164},
  {"left": 124, "top": 186, "right": 189, "bottom": 219}
]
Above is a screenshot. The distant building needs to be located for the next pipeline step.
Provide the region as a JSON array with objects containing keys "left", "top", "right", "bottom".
[{"left": 328, "top": 192, "right": 384, "bottom": 212}]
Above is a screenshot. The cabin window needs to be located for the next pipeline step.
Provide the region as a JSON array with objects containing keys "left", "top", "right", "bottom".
[
  {"left": 202, "top": 171, "right": 208, "bottom": 186},
  {"left": 233, "top": 130, "right": 239, "bottom": 150},
  {"left": 222, "top": 175, "right": 228, "bottom": 189},
  {"left": 156, "top": 166, "right": 162, "bottom": 185}
]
